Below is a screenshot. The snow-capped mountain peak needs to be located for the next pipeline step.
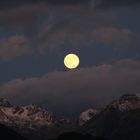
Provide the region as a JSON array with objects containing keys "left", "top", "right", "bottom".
[
  {"left": 0, "top": 98, "right": 12, "bottom": 107},
  {"left": 0, "top": 100, "right": 54, "bottom": 128},
  {"left": 79, "top": 108, "right": 99, "bottom": 126},
  {"left": 108, "top": 94, "right": 140, "bottom": 112}
]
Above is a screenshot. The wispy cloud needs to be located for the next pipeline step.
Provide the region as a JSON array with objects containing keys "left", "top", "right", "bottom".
[
  {"left": 91, "top": 27, "right": 138, "bottom": 48},
  {"left": 0, "top": 35, "right": 32, "bottom": 61},
  {"left": 0, "top": 0, "right": 139, "bottom": 60}
]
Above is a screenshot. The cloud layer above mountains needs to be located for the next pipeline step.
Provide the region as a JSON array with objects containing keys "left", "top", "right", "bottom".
[{"left": 0, "top": 59, "right": 140, "bottom": 116}]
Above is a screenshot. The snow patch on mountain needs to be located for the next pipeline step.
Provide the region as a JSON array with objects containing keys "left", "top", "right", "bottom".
[
  {"left": 79, "top": 109, "right": 99, "bottom": 126},
  {"left": 0, "top": 99, "right": 54, "bottom": 128},
  {"left": 108, "top": 94, "right": 140, "bottom": 112}
]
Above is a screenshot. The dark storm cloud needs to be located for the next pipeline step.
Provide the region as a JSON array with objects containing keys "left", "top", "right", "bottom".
[{"left": 0, "top": 59, "right": 140, "bottom": 115}]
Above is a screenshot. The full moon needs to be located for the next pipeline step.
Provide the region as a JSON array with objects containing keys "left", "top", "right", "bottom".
[{"left": 64, "top": 54, "right": 80, "bottom": 69}]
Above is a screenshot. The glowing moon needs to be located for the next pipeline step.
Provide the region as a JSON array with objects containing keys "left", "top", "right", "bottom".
[{"left": 64, "top": 54, "right": 80, "bottom": 69}]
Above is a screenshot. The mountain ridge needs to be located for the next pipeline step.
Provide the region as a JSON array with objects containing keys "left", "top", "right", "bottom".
[
  {"left": 0, "top": 94, "right": 140, "bottom": 140},
  {"left": 80, "top": 94, "right": 140, "bottom": 140}
]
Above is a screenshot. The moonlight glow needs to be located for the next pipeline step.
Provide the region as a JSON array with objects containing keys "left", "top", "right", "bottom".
[{"left": 64, "top": 54, "right": 80, "bottom": 69}]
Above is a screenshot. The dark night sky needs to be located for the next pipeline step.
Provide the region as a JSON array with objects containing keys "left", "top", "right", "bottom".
[{"left": 0, "top": 0, "right": 140, "bottom": 117}]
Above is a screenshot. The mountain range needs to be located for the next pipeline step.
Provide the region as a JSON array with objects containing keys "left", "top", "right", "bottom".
[
  {"left": 80, "top": 94, "right": 140, "bottom": 140},
  {"left": 0, "top": 98, "right": 76, "bottom": 140},
  {"left": 0, "top": 94, "right": 140, "bottom": 140}
]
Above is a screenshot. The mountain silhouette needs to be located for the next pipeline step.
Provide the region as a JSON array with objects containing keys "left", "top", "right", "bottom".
[
  {"left": 51, "top": 132, "right": 108, "bottom": 140},
  {"left": 81, "top": 95, "right": 140, "bottom": 140},
  {"left": 0, "top": 95, "right": 140, "bottom": 140},
  {"left": 0, "top": 124, "right": 27, "bottom": 140}
]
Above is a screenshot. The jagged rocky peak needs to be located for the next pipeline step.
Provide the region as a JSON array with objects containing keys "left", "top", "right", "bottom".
[
  {"left": 22, "top": 104, "right": 54, "bottom": 122},
  {"left": 109, "top": 94, "right": 140, "bottom": 112},
  {"left": 120, "top": 94, "right": 140, "bottom": 101},
  {"left": 0, "top": 109, "right": 9, "bottom": 122},
  {"left": 79, "top": 108, "right": 99, "bottom": 126},
  {"left": 23, "top": 104, "right": 44, "bottom": 114},
  {"left": 0, "top": 98, "right": 12, "bottom": 107},
  {"left": 0, "top": 98, "right": 55, "bottom": 127}
]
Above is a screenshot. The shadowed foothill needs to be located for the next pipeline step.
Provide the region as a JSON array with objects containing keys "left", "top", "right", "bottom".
[
  {"left": 0, "top": 124, "right": 27, "bottom": 140},
  {"left": 51, "top": 132, "right": 109, "bottom": 140}
]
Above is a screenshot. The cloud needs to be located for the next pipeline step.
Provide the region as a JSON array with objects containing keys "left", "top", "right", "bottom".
[
  {"left": 0, "top": 0, "right": 140, "bottom": 8},
  {"left": 0, "top": 4, "right": 49, "bottom": 37},
  {"left": 49, "top": 0, "right": 140, "bottom": 6},
  {"left": 0, "top": 35, "right": 32, "bottom": 61},
  {"left": 0, "top": 0, "right": 139, "bottom": 58},
  {"left": 0, "top": 59, "right": 140, "bottom": 116},
  {"left": 91, "top": 27, "right": 138, "bottom": 49},
  {"left": 40, "top": 22, "right": 138, "bottom": 52},
  {"left": 100, "top": 0, "right": 140, "bottom": 8}
]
